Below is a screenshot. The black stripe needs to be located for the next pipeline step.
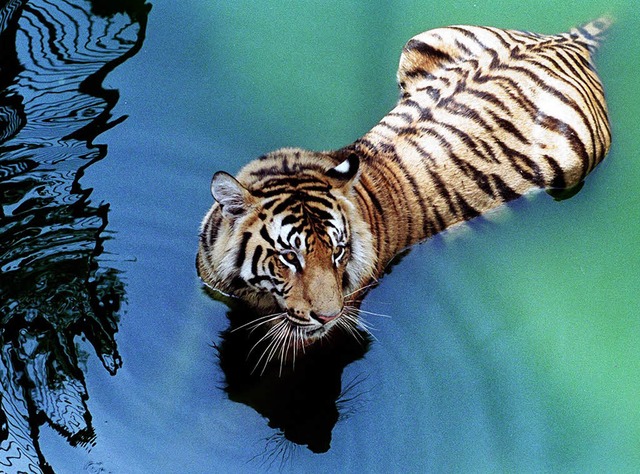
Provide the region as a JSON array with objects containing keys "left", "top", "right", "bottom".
[
  {"left": 454, "top": 191, "right": 481, "bottom": 221},
  {"left": 404, "top": 39, "right": 454, "bottom": 62},
  {"left": 481, "top": 26, "right": 515, "bottom": 51},
  {"left": 303, "top": 193, "right": 334, "bottom": 209},
  {"left": 439, "top": 122, "right": 497, "bottom": 164},
  {"left": 200, "top": 211, "right": 222, "bottom": 248},
  {"left": 454, "top": 38, "right": 474, "bottom": 56},
  {"left": 450, "top": 152, "right": 495, "bottom": 199},
  {"left": 251, "top": 245, "right": 263, "bottom": 275},
  {"left": 528, "top": 50, "right": 601, "bottom": 137},
  {"left": 375, "top": 150, "right": 421, "bottom": 245},
  {"left": 305, "top": 205, "right": 334, "bottom": 222},
  {"left": 431, "top": 206, "right": 446, "bottom": 234},
  {"left": 267, "top": 191, "right": 334, "bottom": 215},
  {"left": 281, "top": 214, "right": 300, "bottom": 226},
  {"left": 440, "top": 98, "right": 494, "bottom": 136},
  {"left": 425, "top": 165, "right": 458, "bottom": 218},
  {"left": 236, "top": 231, "right": 252, "bottom": 268},
  {"left": 536, "top": 113, "right": 590, "bottom": 180},
  {"left": 448, "top": 26, "right": 489, "bottom": 50},
  {"left": 260, "top": 225, "right": 275, "bottom": 246},
  {"left": 576, "top": 26, "right": 595, "bottom": 42},
  {"left": 499, "top": 63, "right": 597, "bottom": 157},
  {"left": 490, "top": 173, "right": 521, "bottom": 202},
  {"left": 386, "top": 111, "right": 414, "bottom": 122},
  {"left": 253, "top": 182, "right": 331, "bottom": 198},
  {"left": 542, "top": 154, "right": 566, "bottom": 189},
  {"left": 354, "top": 175, "right": 385, "bottom": 258},
  {"left": 465, "top": 87, "right": 511, "bottom": 114},
  {"left": 286, "top": 224, "right": 304, "bottom": 242},
  {"left": 272, "top": 195, "right": 298, "bottom": 215},
  {"left": 486, "top": 109, "right": 530, "bottom": 145},
  {"left": 248, "top": 275, "right": 271, "bottom": 285},
  {"left": 495, "top": 138, "right": 545, "bottom": 186},
  {"left": 261, "top": 197, "right": 280, "bottom": 211},
  {"left": 403, "top": 136, "right": 454, "bottom": 236},
  {"left": 549, "top": 48, "right": 608, "bottom": 150}
]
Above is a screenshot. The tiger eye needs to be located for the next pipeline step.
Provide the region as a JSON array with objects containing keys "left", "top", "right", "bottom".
[
  {"left": 282, "top": 252, "right": 297, "bottom": 263},
  {"left": 279, "top": 250, "right": 301, "bottom": 271}
]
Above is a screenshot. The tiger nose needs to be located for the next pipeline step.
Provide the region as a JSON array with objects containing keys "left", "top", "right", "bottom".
[{"left": 309, "top": 310, "right": 340, "bottom": 324}]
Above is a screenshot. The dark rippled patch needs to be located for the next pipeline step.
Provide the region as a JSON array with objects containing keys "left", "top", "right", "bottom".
[{"left": 0, "top": 0, "right": 149, "bottom": 469}]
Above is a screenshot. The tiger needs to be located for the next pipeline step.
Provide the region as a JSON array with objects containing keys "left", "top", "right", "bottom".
[{"left": 197, "top": 18, "right": 612, "bottom": 353}]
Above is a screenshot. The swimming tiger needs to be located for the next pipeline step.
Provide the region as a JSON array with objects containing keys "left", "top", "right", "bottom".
[{"left": 197, "top": 18, "right": 612, "bottom": 350}]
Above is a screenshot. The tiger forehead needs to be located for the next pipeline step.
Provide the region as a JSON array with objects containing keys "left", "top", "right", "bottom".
[
  {"left": 257, "top": 187, "right": 344, "bottom": 222},
  {"left": 261, "top": 198, "right": 348, "bottom": 250},
  {"left": 272, "top": 208, "right": 347, "bottom": 239}
]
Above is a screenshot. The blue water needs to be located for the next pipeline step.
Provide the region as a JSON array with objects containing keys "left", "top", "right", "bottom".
[{"left": 1, "top": 1, "right": 638, "bottom": 472}]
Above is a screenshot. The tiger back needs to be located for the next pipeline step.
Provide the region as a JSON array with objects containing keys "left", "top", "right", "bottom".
[
  {"left": 198, "top": 18, "right": 612, "bottom": 349},
  {"left": 353, "top": 18, "right": 611, "bottom": 270}
]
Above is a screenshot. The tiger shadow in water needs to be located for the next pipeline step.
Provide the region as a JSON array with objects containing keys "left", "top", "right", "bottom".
[{"left": 209, "top": 289, "right": 372, "bottom": 454}]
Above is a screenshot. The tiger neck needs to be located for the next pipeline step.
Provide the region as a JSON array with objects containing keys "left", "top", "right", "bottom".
[
  {"left": 348, "top": 139, "right": 444, "bottom": 274},
  {"left": 348, "top": 111, "right": 516, "bottom": 273}
]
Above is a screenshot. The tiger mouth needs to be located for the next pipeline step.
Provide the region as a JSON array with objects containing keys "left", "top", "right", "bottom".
[
  {"left": 285, "top": 312, "right": 341, "bottom": 330},
  {"left": 283, "top": 316, "right": 337, "bottom": 339},
  {"left": 286, "top": 317, "right": 331, "bottom": 332}
]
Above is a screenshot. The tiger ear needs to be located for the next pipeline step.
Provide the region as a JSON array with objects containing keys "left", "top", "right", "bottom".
[
  {"left": 211, "top": 172, "right": 254, "bottom": 217},
  {"left": 326, "top": 152, "right": 359, "bottom": 189}
]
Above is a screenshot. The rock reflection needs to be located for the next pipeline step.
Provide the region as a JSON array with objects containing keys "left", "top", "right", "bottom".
[
  {"left": 0, "top": 0, "right": 149, "bottom": 471},
  {"left": 214, "top": 300, "right": 371, "bottom": 455}
]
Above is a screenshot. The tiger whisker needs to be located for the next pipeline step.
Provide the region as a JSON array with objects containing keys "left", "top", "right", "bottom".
[
  {"left": 336, "top": 310, "right": 366, "bottom": 341},
  {"left": 261, "top": 319, "right": 294, "bottom": 376},
  {"left": 247, "top": 319, "right": 287, "bottom": 361},
  {"left": 291, "top": 326, "right": 299, "bottom": 372},
  {"left": 342, "top": 307, "right": 379, "bottom": 342},
  {"left": 336, "top": 315, "right": 367, "bottom": 344},
  {"left": 299, "top": 326, "right": 307, "bottom": 356},
  {"left": 349, "top": 307, "right": 391, "bottom": 319},
  {"left": 246, "top": 314, "right": 287, "bottom": 337},
  {"left": 343, "top": 280, "right": 379, "bottom": 299},
  {"left": 279, "top": 324, "right": 295, "bottom": 377},
  {"left": 251, "top": 326, "right": 282, "bottom": 375},
  {"left": 355, "top": 317, "right": 378, "bottom": 335},
  {"left": 277, "top": 325, "right": 289, "bottom": 376},
  {"left": 276, "top": 323, "right": 294, "bottom": 375},
  {"left": 231, "top": 311, "right": 287, "bottom": 333},
  {"left": 260, "top": 322, "right": 289, "bottom": 374}
]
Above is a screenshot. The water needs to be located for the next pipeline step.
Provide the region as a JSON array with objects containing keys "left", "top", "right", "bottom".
[{"left": 0, "top": 0, "right": 638, "bottom": 472}]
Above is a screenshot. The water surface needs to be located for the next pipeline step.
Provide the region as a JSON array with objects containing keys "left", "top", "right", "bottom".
[{"left": 1, "top": 0, "right": 638, "bottom": 472}]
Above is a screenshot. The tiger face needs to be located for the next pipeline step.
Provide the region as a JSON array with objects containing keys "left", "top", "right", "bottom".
[{"left": 198, "top": 149, "right": 375, "bottom": 343}]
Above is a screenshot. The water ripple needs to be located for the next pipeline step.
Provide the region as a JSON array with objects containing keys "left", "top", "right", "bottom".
[{"left": 0, "top": 0, "right": 150, "bottom": 470}]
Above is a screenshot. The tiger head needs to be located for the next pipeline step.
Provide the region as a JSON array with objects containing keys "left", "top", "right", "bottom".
[{"left": 198, "top": 148, "right": 376, "bottom": 343}]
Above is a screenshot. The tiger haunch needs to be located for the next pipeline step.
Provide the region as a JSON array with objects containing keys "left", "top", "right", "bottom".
[{"left": 197, "top": 18, "right": 612, "bottom": 347}]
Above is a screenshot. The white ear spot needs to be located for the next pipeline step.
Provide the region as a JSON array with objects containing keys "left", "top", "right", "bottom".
[
  {"left": 326, "top": 152, "right": 359, "bottom": 182},
  {"left": 333, "top": 159, "right": 351, "bottom": 174}
]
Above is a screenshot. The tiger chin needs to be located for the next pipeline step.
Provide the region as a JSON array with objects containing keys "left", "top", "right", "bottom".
[{"left": 198, "top": 18, "right": 612, "bottom": 355}]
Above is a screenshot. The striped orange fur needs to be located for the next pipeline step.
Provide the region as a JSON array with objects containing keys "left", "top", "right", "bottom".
[{"left": 198, "top": 18, "right": 612, "bottom": 350}]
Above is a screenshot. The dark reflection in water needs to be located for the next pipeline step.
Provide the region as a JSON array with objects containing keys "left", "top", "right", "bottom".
[
  {"left": 210, "top": 252, "right": 413, "bottom": 457},
  {"left": 0, "top": 0, "right": 149, "bottom": 471},
  {"left": 214, "top": 297, "right": 371, "bottom": 456}
]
